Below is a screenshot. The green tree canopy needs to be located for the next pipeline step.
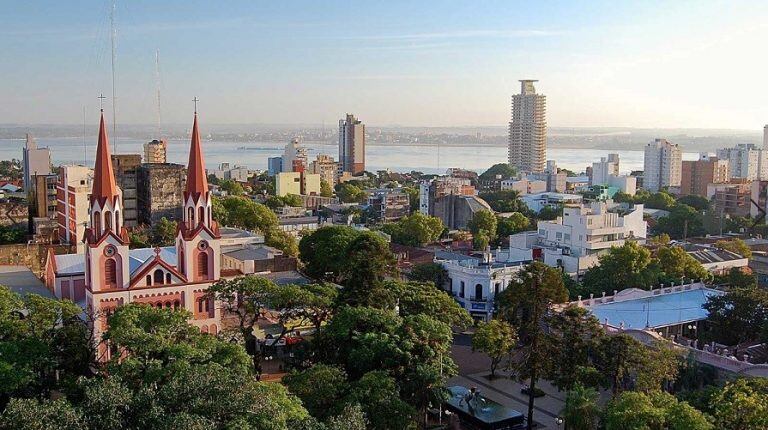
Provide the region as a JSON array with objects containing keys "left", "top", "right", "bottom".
[
  {"left": 219, "top": 179, "right": 245, "bottom": 196},
  {"left": 467, "top": 209, "right": 498, "bottom": 240},
  {"left": 338, "top": 232, "right": 397, "bottom": 307},
  {"left": 407, "top": 262, "right": 449, "bottom": 289},
  {"left": 704, "top": 286, "right": 768, "bottom": 345},
  {"left": 299, "top": 226, "right": 361, "bottom": 282},
  {"left": 380, "top": 212, "right": 444, "bottom": 247},
  {"left": 581, "top": 241, "right": 657, "bottom": 296},
  {"left": 212, "top": 196, "right": 278, "bottom": 233},
  {"left": 334, "top": 183, "right": 367, "bottom": 204},
  {"left": 714, "top": 238, "right": 752, "bottom": 258},
  {"left": 604, "top": 391, "right": 712, "bottom": 430},
  {"left": 656, "top": 245, "right": 710, "bottom": 282},
  {"left": 654, "top": 204, "right": 705, "bottom": 239},
  {"left": 472, "top": 319, "right": 517, "bottom": 378},
  {"left": 480, "top": 163, "right": 517, "bottom": 180},
  {"left": 496, "top": 212, "right": 531, "bottom": 239},
  {"left": 320, "top": 180, "right": 333, "bottom": 198}
]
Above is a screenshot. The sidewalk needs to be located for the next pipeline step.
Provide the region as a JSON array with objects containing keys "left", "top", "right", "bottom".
[{"left": 447, "top": 371, "right": 566, "bottom": 429}]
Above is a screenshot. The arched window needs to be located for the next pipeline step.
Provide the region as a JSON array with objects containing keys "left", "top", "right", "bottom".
[
  {"left": 165, "top": 273, "right": 172, "bottom": 284},
  {"left": 103, "top": 211, "right": 111, "bottom": 231},
  {"left": 198, "top": 206, "right": 205, "bottom": 226},
  {"left": 197, "top": 252, "right": 208, "bottom": 279},
  {"left": 114, "top": 211, "right": 120, "bottom": 231},
  {"left": 187, "top": 207, "right": 194, "bottom": 226},
  {"left": 210, "top": 324, "right": 218, "bottom": 335},
  {"left": 494, "top": 283, "right": 501, "bottom": 296},
  {"left": 145, "top": 275, "right": 152, "bottom": 286},
  {"left": 179, "top": 248, "right": 185, "bottom": 275},
  {"left": 197, "top": 298, "right": 204, "bottom": 313},
  {"left": 204, "top": 299, "right": 210, "bottom": 312},
  {"left": 104, "top": 258, "right": 117, "bottom": 287},
  {"left": 173, "top": 300, "right": 180, "bottom": 309},
  {"left": 474, "top": 284, "right": 483, "bottom": 301},
  {"left": 153, "top": 269, "right": 164, "bottom": 285},
  {"left": 165, "top": 301, "right": 172, "bottom": 309},
  {"left": 93, "top": 211, "right": 101, "bottom": 235}
]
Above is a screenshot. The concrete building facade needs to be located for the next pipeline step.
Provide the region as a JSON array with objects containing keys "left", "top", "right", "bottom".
[
  {"left": 508, "top": 80, "right": 546, "bottom": 173},
  {"left": 367, "top": 188, "right": 411, "bottom": 221},
  {"left": 112, "top": 154, "right": 142, "bottom": 227},
  {"left": 143, "top": 139, "right": 167, "bottom": 163},
  {"left": 56, "top": 165, "right": 93, "bottom": 252},
  {"left": 716, "top": 144, "right": 768, "bottom": 181},
  {"left": 681, "top": 154, "right": 729, "bottom": 197},
  {"left": 137, "top": 163, "right": 186, "bottom": 225},
  {"left": 643, "top": 139, "right": 682, "bottom": 192},
  {"left": 310, "top": 154, "right": 338, "bottom": 185},
  {"left": 23, "top": 134, "right": 51, "bottom": 196},
  {"left": 339, "top": 114, "right": 365, "bottom": 174}
]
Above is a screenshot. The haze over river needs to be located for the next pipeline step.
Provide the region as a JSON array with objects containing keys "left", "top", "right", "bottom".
[{"left": 0, "top": 138, "right": 699, "bottom": 175}]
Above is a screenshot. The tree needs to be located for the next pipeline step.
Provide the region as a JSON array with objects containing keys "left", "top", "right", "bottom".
[
  {"left": 103, "top": 304, "right": 250, "bottom": 386},
  {"left": 282, "top": 194, "right": 303, "bottom": 207},
  {"left": 219, "top": 179, "right": 245, "bottom": 196},
  {"left": 0, "top": 398, "right": 84, "bottom": 430},
  {"left": 537, "top": 204, "right": 563, "bottom": 221},
  {"left": 151, "top": 217, "right": 177, "bottom": 246},
  {"left": 265, "top": 227, "right": 299, "bottom": 256},
  {"left": 284, "top": 364, "right": 350, "bottom": 420},
  {"left": 497, "top": 213, "right": 530, "bottom": 239},
  {"left": 386, "top": 280, "right": 472, "bottom": 328},
  {"left": 604, "top": 391, "right": 712, "bottom": 430},
  {"left": 380, "top": 212, "right": 443, "bottom": 247},
  {"left": 468, "top": 209, "right": 498, "bottom": 240},
  {"left": 655, "top": 204, "right": 705, "bottom": 239},
  {"left": 710, "top": 378, "right": 768, "bottom": 430},
  {"left": 212, "top": 196, "right": 278, "bottom": 233},
  {"left": 320, "top": 180, "right": 333, "bottom": 198},
  {"left": 338, "top": 232, "right": 397, "bottom": 307},
  {"left": 544, "top": 305, "right": 604, "bottom": 391},
  {"left": 472, "top": 320, "right": 517, "bottom": 378},
  {"left": 678, "top": 194, "right": 711, "bottom": 211},
  {"left": 593, "top": 334, "right": 648, "bottom": 396},
  {"left": 299, "top": 226, "right": 361, "bottom": 282},
  {"left": 721, "top": 266, "right": 757, "bottom": 289},
  {"left": 479, "top": 190, "right": 531, "bottom": 214},
  {"left": 473, "top": 230, "right": 491, "bottom": 251},
  {"left": 714, "top": 238, "right": 752, "bottom": 258},
  {"left": 703, "top": 286, "right": 768, "bottom": 345},
  {"left": 479, "top": 163, "right": 517, "bottom": 180},
  {"left": 581, "top": 241, "right": 657, "bottom": 296},
  {"left": 0, "top": 226, "right": 25, "bottom": 245},
  {"left": 561, "top": 384, "right": 600, "bottom": 430},
  {"left": 645, "top": 191, "right": 676, "bottom": 210},
  {"left": 347, "top": 370, "right": 414, "bottom": 430},
  {"left": 407, "top": 262, "right": 449, "bottom": 289},
  {"left": 335, "top": 183, "right": 367, "bottom": 203},
  {"left": 656, "top": 246, "right": 710, "bottom": 282},
  {"left": 497, "top": 262, "right": 568, "bottom": 430}
]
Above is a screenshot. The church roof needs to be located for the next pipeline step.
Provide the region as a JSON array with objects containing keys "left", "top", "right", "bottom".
[
  {"left": 185, "top": 113, "right": 208, "bottom": 197},
  {"left": 53, "top": 246, "right": 178, "bottom": 277},
  {"left": 90, "top": 112, "right": 119, "bottom": 205}
]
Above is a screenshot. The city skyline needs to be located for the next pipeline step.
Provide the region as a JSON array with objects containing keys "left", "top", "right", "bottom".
[{"left": 2, "top": 1, "right": 768, "bottom": 129}]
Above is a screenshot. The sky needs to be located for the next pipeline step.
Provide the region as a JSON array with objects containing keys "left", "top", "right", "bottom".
[{"left": 1, "top": 0, "right": 767, "bottom": 129}]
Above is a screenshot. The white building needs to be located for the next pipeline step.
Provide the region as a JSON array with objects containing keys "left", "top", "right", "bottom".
[
  {"left": 521, "top": 202, "right": 647, "bottom": 275},
  {"left": 716, "top": 144, "right": 768, "bottom": 181},
  {"left": 591, "top": 154, "right": 620, "bottom": 186},
  {"left": 436, "top": 249, "right": 531, "bottom": 321},
  {"left": 508, "top": 80, "right": 547, "bottom": 173},
  {"left": 643, "top": 139, "right": 682, "bottom": 192},
  {"left": 23, "top": 134, "right": 51, "bottom": 193},
  {"left": 521, "top": 192, "right": 583, "bottom": 213},
  {"left": 500, "top": 177, "right": 546, "bottom": 195},
  {"left": 282, "top": 138, "right": 308, "bottom": 173}
]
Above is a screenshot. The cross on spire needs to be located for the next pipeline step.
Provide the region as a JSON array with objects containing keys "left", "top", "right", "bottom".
[
  {"left": 98, "top": 93, "right": 106, "bottom": 112},
  {"left": 192, "top": 96, "right": 199, "bottom": 114}
]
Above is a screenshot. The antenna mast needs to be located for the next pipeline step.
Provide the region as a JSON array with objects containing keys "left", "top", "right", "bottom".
[
  {"left": 110, "top": 0, "right": 118, "bottom": 152},
  {"left": 155, "top": 48, "right": 161, "bottom": 135}
]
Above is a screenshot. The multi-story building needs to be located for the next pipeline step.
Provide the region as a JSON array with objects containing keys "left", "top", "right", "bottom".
[
  {"left": 143, "top": 139, "right": 167, "bottom": 163},
  {"left": 591, "top": 154, "right": 620, "bottom": 186},
  {"left": 310, "top": 154, "right": 338, "bottom": 185},
  {"left": 137, "top": 163, "right": 186, "bottom": 225},
  {"left": 267, "top": 157, "right": 283, "bottom": 176},
  {"left": 500, "top": 177, "right": 546, "bottom": 195},
  {"left": 112, "top": 154, "right": 142, "bottom": 227},
  {"left": 419, "top": 177, "right": 476, "bottom": 216},
  {"left": 520, "top": 192, "right": 583, "bottom": 213},
  {"left": 339, "top": 114, "right": 365, "bottom": 175},
  {"left": 56, "top": 165, "right": 93, "bottom": 252},
  {"left": 32, "top": 173, "right": 58, "bottom": 221},
  {"left": 508, "top": 80, "right": 546, "bottom": 173},
  {"left": 432, "top": 194, "right": 492, "bottom": 230},
  {"left": 367, "top": 188, "right": 411, "bottom": 221},
  {"left": 210, "top": 163, "right": 250, "bottom": 182},
  {"left": 23, "top": 134, "right": 51, "bottom": 197},
  {"left": 518, "top": 202, "right": 647, "bottom": 275},
  {"left": 716, "top": 144, "right": 768, "bottom": 181},
  {"left": 531, "top": 160, "right": 567, "bottom": 193},
  {"left": 437, "top": 249, "right": 530, "bottom": 321},
  {"left": 707, "top": 180, "right": 752, "bottom": 217},
  {"left": 45, "top": 111, "right": 223, "bottom": 360},
  {"left": 282, "top": 138, "right": 308, "bottom": 173},
  {"left": 275, "top": 171, "right": 321, "bottom": 197},
  {"left": 643, "top": 139, "right": 682, "bottom": 192},
  {"left": 681, "top": 154, "right": 729, "bottom": 197}
]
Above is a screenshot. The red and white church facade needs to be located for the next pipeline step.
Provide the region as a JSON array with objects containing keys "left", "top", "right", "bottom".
[{"left": 46, "top": 110, "right": 222, "bottom": 359}]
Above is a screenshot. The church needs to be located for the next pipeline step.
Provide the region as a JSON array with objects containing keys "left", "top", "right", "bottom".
[{"left": 45, "top": 109, "right": 222, "bottom": 360}]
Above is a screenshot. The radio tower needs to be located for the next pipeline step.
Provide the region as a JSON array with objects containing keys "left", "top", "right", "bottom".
[{"left": 110, "top": 0, "right": 118, "bottom": 152}]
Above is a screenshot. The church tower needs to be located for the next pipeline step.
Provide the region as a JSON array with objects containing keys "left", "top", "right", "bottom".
[
  {"left": 84, "top": 111, "right": 130, "bottom": 292},
  {"left": 177, "top": 109, "right": 220, "bottom": 282}
]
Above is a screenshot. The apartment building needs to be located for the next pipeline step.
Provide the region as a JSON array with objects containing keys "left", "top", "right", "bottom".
[
  {"left": 508, "top": 80, "right": 546, "bottom": 173},
  {"left": 681, "top": 154, "right": 729, "bottom": 197},
  {"left": 643, "top": 139, "right": 682, "bottom": 192},
  {"left": 56, "top": 165, "right": 93, "bottom": 252}
]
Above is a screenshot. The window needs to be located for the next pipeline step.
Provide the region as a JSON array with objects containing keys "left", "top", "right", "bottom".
[
  {"left": 146, "top": 275, "right": 152, "bottom": 286},
  {"left": 556, "top": 232, "right": 562, "bottom": 240},
  {"left": 198, "top": 207, "right": 205, "bottom": 225},
  {"left": 459, "top": 281, "right": 465, "bottom": 298},
  {"left": 153, "top": 269, "right": 164, "bottom": 285},
  {"left": 173, "top": 300, "right": 180, "bottom": 309},
  {"left": 165, "top": 273, "right": 172, "bottom": 284},
  {"left": 197, "top": 298, "right": 204, "bottom": 313},
  {"left": 494, "top": 283, "right": 501, "bottom": 295},
  {"left": 93, "top": 211, "right": 101, "bottom": 235},
  {"left": 187, "top": 207, "right": 194, "bottom": 225},
  {"left": 104, "top": 211, "right": 111, "bottom": 230},
  {"left": 114, "top": 211, "right": 120, "bottom": 231},
  {"left": 197, "top": 252, "right": 209, "bottom": 279},
  {"left": 474, "top": 284, "right": 483, "bottom": 301},
  {"left": 564, "top": 233, "right": 571, "bottom": 241},
  {"left": 104, "top": 259, "right": 117, "bottom": 286},
  {"left": 538, "top": 229, "right": 546, "bottom": 237}
]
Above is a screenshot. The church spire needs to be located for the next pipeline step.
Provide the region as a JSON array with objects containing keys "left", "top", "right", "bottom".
[
  {"left": 185, "top": 104, "right": 208, "bottom": 197},
  {"left": 91, "top": 111, "right": 119, "bottom": 204}
]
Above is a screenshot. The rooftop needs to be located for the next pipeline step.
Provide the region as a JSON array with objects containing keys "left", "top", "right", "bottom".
[
  {"left": 0, "top": 266, "right": 55, "bottom": 299},
  {"left": 584, "top": 286, "right": 724, "bottom": 330},
  {"left": 224, "top": 245, "right": 282, "bottom": 261}
]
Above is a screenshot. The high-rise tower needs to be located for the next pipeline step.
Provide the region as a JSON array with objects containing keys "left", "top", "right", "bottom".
[
  {"left": 338, "top": 114, "right": 365, "bottom": 175},
  {"left": 508, "top": 80, "right": 546, "bottom": 173}
]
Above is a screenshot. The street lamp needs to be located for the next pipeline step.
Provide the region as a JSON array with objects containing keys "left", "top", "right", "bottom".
[{"left": 555, "top": 417, "right": 564, "bottom": 427}]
